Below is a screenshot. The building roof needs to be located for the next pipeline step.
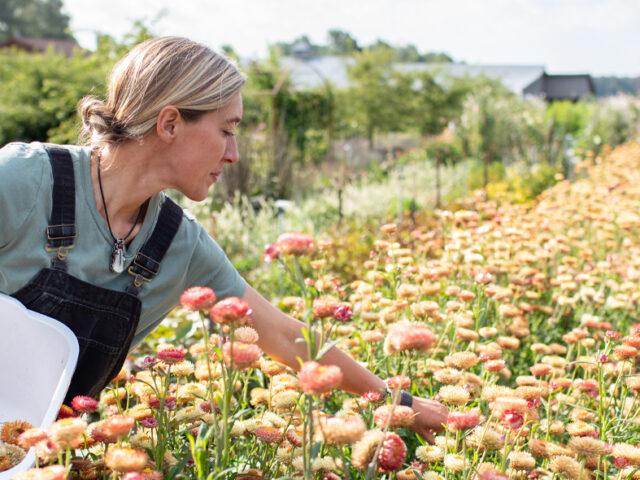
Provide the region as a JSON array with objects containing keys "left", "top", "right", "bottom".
[
  {"left": 0, "top": 37, "right": 79, "bottom": 57},
  {"left": 280, "top": 55, "right": 546, "bottom": 94},
  {"left": 523, "top": 73, "right": 595, "bottom": 100}
]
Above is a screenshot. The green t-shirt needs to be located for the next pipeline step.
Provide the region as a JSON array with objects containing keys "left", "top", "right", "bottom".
[{"left": 0, "top": 142, "right": 246, "bottom": 347}]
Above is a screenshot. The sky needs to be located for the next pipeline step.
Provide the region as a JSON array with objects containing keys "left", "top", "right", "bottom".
[{"left": 62, "top": 0, "right": 640, "bottom": 77}]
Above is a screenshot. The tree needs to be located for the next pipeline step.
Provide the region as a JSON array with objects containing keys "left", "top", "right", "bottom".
[
  {"left": 326, "top": 29, "right": 360, "bottom": 55},
  {"left": 344, "top": 48, "right": 414, "bottom": 148},
  {"left": 0, "top": 0, "right": 74, "bottom": 42}
]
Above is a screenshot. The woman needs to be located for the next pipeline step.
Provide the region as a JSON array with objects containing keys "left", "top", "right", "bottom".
[{"left": 0, "top": 37, "right": 446, "bottom": 442}]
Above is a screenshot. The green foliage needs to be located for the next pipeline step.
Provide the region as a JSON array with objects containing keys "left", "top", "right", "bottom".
[
  {"left": 344, "top": 48, "right": 414, "bottom": 145},
  {"left": 0, "top": 26, "right": 154, "bottom": 146},
  {"left": 0, "top": 0, "right": 74, "bottom": 42},
  {"left": 546, "top": 100, "right": 591, "bottom": 136}
]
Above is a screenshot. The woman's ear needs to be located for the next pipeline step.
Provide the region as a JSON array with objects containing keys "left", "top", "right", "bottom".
[{"left": 156, "top": 106, "right": 182, "bottom": 144}]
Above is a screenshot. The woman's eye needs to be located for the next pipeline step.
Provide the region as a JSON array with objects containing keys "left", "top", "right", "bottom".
[{"left": 223, "top": 130, "right": 236, "bottom": 138}]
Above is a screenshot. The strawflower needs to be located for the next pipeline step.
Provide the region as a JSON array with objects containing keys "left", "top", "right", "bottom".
[
  {"left": 276, "top": 232, "right": 315, "bottom": 256},
  {"left": 210, "top": 297, "right": 252, "bottom": 325},
  {"left": 179, "top": 286, "right": 216, "bottom": 311},
  {"left": 299, "top": 362, "right": 343, "bottom": 395}
]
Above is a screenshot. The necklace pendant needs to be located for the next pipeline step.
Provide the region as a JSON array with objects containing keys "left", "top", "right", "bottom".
[{"left": 111, "top": 239, "right": 126, "bottom": 273}]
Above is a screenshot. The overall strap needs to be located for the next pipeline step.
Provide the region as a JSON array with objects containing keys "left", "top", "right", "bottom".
[
  {"left": 44, "top": 145, "right": 77, "bottom": 270},
  {"left": 126, "top": 197, "right": 183, "bottom": 296}
]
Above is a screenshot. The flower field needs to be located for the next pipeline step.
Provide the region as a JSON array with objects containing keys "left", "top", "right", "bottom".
[{"left": 3, "top": 142, "right": 640, "bottom": 479}]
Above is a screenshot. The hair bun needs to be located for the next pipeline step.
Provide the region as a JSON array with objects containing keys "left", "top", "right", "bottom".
[{"left": 79, "top": 96, "right": 124, "bottom": 145}]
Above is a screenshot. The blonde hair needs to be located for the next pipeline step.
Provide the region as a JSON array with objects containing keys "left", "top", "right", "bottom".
[{"left": 80, "top": 36, "right": 246, "bottom": 146}]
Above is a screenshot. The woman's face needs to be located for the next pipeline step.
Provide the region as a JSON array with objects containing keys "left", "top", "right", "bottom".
[{"left": 171, "top": 93, "right": 243, "bottom": 201}]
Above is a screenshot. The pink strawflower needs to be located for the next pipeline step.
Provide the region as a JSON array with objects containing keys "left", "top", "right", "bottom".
[
  {"left": 501, "top": 410, "right": 524, "bottom": 430},
  {"left": 71, "top": 395, "right": 99, "bottom": 414},
  {"left": 299, "top": 361, "right": 343, "bottom": 395},
  {"left": 479, "top": 470, "right": 510, "bottom": 480},
  {"left": 387, "top": 375, "right": 411, "bottom": 390},
  {"left": 89, "top": 424, "right": 118, "bottom": 444},
  {"left": 180, "top": 286, "right": 216, "bottom": 311},
  {"left": 210, "top": 297, "right": 252, "bottom": 325},
  {"left": 447, "top": 409, "right": 480, "bottom": 431},
  {"left": 378, "top": 431, "right": 407, "bottom": 471},
  {"left": 276, "top": 232, "right": 315, "bottom": 256},
  {"left": 102, "top": 415, "right": 135, "bottom": 438},
  {"left": 157, "top": 347, "right": 185, "bottom": 364},
  {"left": 122, "top": 472, "right": 163, "bottom": 480},
  {"left": 529, "top": 363, "right": 552, "bottom": 376},
  {"left": 475, "top": 271, "right": 493, "bottom": 284},
  {"left": 254, "top": 426, "right": 283, "bottom": 443},
  {"left": 363, "top": 390, "right": 385, "bottom": 403},
  {"left": 333, "top": 304, "right": 353, "bottom": 322},
  {"left": 384, "top": 323, "right": 435, "bottom": 354},
  {"left": 313, "top": 297, "right": 340, "bottom": 318},
  {"left": 56, "top": 404, "right": 77, "bottom": 419},
  {"left": 380, "top": 223, "right": 397, "bottom": 234},
  {"left": 222, "top": 341, "right": 263, "bottom": 370},
  {"left": 140, "top": 416, "right": 158, "bottom": 428},
  {"left": 263, "top": 243, "right": 281, "bottom": 263}
]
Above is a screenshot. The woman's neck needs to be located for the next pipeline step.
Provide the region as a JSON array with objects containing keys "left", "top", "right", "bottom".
[{"left": 90, "top": 141, "right": 165, "bottom": 240}]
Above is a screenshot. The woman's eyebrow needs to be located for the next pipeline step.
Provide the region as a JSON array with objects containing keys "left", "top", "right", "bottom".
[{"left": 224, "top": 116, "right": 242, "bottom": 125}]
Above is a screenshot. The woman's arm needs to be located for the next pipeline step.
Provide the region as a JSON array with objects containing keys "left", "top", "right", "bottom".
[{"left": 242, "top": 285, "right": 447, "bottom": 442}]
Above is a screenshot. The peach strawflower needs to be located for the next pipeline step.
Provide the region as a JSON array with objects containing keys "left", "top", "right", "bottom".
[
  {"left": 380, "top": 223, "right": 397, "bottom": 233},
  {"left": 548, "top": 455, "right": 582, "bottom": 479},
  {"left": 299, "top": 362, "right": 343, "bottom": 395},
  {"left": 1, "top": 420, "right": 33, "bottom": 445},
  {"left": 466, "top": 427, "right": 503, "bottom": 451},
  {"left": 47, "top": 417, "right": 87, "bottom": 447},
  {"left": 384, "top": 322, "right": 435, "bottom": 354},
  {"left": 14, "top": 465, "right": 67, "bottom": 480},
  {"left": 438, "top": 385, "right": 470, "bottom": 406},
  {"left": 373, "top": 405, "right": 415, "bottom": 428},
  {"left": 179, "top": 286, "right": 216, "bottom": 311},
  {"left": 444, "top": 352, "right": 479, "bottom": 370},
  {"left": 568, "top": 437, "right": 607, "bottom": 456},
  {"left": 352, "top": 429, "right": 385, "bottom": 470},
  {"left": 415, "top": 445, "right": 443, "bottom": 463},
  {"left": 433, "top": 368, "right": 463, "bottom": 384},
  {"left": 16, "top": 428, "right": 49, "bottom": 450},
  {"left": 612, "top": 443, "right": 640, "bottom": 465},
  {"left": 314, "top": 414, "right": 366, "bottom": 445},
  {"left": 277, "top": 232, "right": 315, "bottom": 255},
  {"left": 234, "top": 326, "right": 259, "bottom": 344},
  {"left": 210, "top": 297, "right": 251, "bottom": 325},
  {"left": 443, "top": 454, "right": 465, "bottom": 472},
  {"left": 105, "top": 446, "right": 149, "bottom": 472},
  {"left": 507, "top": 451, "right": 536, "bottom": 471},
  {"left": 101, "top": 415, "right": 135, "bottom": 438}
]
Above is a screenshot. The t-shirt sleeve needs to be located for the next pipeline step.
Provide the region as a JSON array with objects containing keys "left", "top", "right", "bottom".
[
  {"left": 186, "top": 220, "right": 247, "bottom": 300},
  {"left": 0, "top": 142, "right": 47, "bottom": 248}
]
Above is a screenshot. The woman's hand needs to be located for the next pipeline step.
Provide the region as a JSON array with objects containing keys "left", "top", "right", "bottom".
[{"left": 408, "top": 396, "right": 448, "bottom": 444}]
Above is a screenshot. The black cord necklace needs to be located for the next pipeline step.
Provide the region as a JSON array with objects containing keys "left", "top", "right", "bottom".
[{"left": 97, "top": 151, "right": 145, "bottom": 273}]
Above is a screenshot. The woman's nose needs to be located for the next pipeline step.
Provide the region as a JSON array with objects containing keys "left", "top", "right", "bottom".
[{"left": 224, "top": 136, "right": 239, "bottom": 164}]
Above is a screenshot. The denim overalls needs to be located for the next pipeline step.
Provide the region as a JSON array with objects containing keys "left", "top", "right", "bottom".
[{"left": 11, "top": 146, "right": 183, "bottom": 402}]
